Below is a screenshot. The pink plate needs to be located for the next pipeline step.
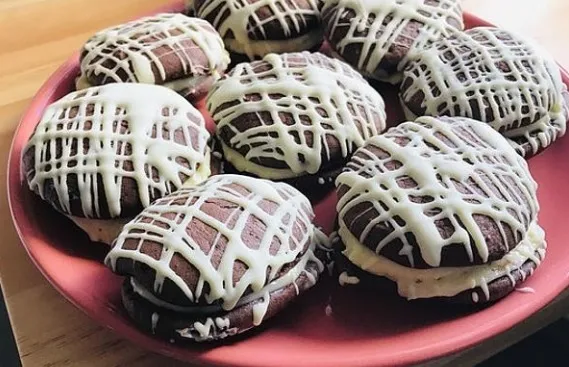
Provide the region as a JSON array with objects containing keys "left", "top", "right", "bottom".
[{"left": 8, "top": 3, "right": 569, "bottom": 366}]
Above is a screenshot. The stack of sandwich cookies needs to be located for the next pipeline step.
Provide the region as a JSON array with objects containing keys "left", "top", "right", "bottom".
[
  {"left": 22, "top": 83, "right": 213, "bottom": 245},
  {"left": 193, "top": 0, "right": 323, "bottom": 60},
  {"left": 400, "top": 27, "right": 569, "bottom": 157},
  {"left": 334, "top": 116, "right": 546, "bottom": 304},
  {"left": 322, "top": 0, "right": 464, "bottom": 83},
  {"left": 105, "top": 174, "right": 329, "bottom": 342},
  {"left": 207, "top": 52, "right": 387, "bottom": 192},
  {"left": 76, "top": 13, "right": 230, "bottom": 102}
]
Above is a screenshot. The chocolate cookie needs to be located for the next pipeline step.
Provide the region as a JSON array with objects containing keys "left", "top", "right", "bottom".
[
  {"left": 334, "top": 116, "right": 546, "bottom": 304},
  {"left": 22, "top": 83, "right": 212, "bottom": 244},
  {"left": 105, "top": 174, "right": 329, "bottom": 342},
  {"left": 322, "top": 0, "right": 463, "bottom": 83},
  {"left": 207, "top": 52, "right": 387, "bottom": 191},
  {"left": 76, "top": 13, "right": 230, "bottom": 102},
  {"left": 193, "top": 0, "right": 323, "bottom": 60},
  {"left": 400, "top": 27, "right": 569, "bottom": 158}
]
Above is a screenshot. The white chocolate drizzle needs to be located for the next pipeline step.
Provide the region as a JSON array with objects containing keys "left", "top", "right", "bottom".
[
  {"left": 78, "top": 13, "right": 229, "bottom": 92},
  {"left": 400, "top": 27, "right": 567, "bottom": 157},
  {"left": 151, "top": 312, "right": 159, "bottom": 334},
  {"left": 106, "top": 174, "right": 325, "bottom": 328},
  {"left": 195, "top": 0, "right": 321, "bottom": 59},
  {"left": 176, "top": 316, "right": 233, "bottom": 341},
  {"left": 208, "top": 52, "right": 386, "bottom": 179},
  {"left": 322, "top": 0, "right": 463, "bottom": 81},
  {"left": 338, "top": 271, "right": 360, "bottom": 286},
  {"left": 336, "top": 116, "right": 539, "bottom": 268},
  {"left": 252, "top": 293, "right": 270, "bottom": 326},
  {"left": 325, "top": 304, "right": 333, "bottom": 317},
  {"left": 515, "top": 287, "right": 535, "bottom": 294},
  {"left": 24, "top": 83, "right": 211, "bottom": 218}
]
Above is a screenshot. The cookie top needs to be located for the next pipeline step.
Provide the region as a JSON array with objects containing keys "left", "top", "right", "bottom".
[
  {"left": 208, "top": 52, "right": 387, "bottom": 179},
  {"left": 78, "top": 13, "right": 230, "bottom": 88},
  {"left": 400, "top": 27, "right": 568, "bottom": 157},
  {"left": 194, "top": 0, "right": 322, "bottom": 59},
  {"left": 105, "top": 174, "right": 321, "bottom": 311},
  {"left": 22, "top": 83, "right": 211, "bottom": 219},
  {"left": 322, "top": 0, "right": 463, "bottom": 82},
  {"left": 336, "top": 116, "right": 539, "bottom": 269}
]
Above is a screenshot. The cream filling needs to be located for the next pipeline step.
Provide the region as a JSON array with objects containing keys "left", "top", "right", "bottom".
[
  {"left": 68, "top": 216, "right": 132, "bottom": 245},
  {"left": 75, "top": 74, "right": 216, "bottom": 96},
  {"left": 69, "top": 158, "right": 210, "bottom": 244},
  {"left": 225, "top": 28, "right": 323, "bottom": 59},
  {"left": 221, "top": 141, "right": 301, "bottom": 179},
  {"left": 130, "top": 242, "right": 321, "bottom": 314},
  {"left": 339, "top": 221, "right": 546, "bottom": 301}
]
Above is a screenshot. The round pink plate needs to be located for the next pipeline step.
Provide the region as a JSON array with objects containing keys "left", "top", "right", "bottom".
[{"left": 8, "top": 3, "right": 569, "bottom": 366}]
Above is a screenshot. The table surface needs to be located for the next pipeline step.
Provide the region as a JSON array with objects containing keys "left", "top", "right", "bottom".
[{"left": 2, "top": 0, "right": 569, "bottom": 366}]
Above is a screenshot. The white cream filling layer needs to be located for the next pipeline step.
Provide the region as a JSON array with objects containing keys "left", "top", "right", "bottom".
[
  {"left": 221, "top": 141, "right": 300, "bottom": 179},
  {"left": 68, "top": 216, "right": 132, "bottom": 245},
  {"left": 70, "top": 158, "right": 210, "bottom": 245},
  {"left": 225, "top": 29, "right": 323, "bottom": 59},
  {"left": 339, "top": 221, "right": 546, "bottom": 301},
  {"left": 130, "top": 242, "right": 321, "bottom": 314}
]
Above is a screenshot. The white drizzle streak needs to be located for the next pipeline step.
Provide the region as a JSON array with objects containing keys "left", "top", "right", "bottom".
[
  {"left": 322, "top": 0, "right": 463, "bottom": 81},
  {"left": 515, "top": 287, "right": 535, "bottom": 294},
  {"left": 207, "top": 52, "right": 386, "bottom": 179},
  {"left": 106, "top": 174, "right": 324, "bottom": 327},
  {"left": 176, "top": 316, "right": 232, "bottom": 341},
  {"left": 338, "top": 271, "right": 360, "bottom": 286},
  {"left": 24, "top": 83, "right": 210, "bottom": 218},
  {"left": 151, "top": 312, "right": 159, "bottom": 334},
  {"left": 79, "top": 13, "right": 229, "bottom": 90},
  {"left": 401, "top": 27, "right": 567, "bottom": 157},
  {"left": 195, "top": 0, "right": 321, "bottom": 59},
  {"left": 336, "top": 116, "right": 539, "bottom": 268}
]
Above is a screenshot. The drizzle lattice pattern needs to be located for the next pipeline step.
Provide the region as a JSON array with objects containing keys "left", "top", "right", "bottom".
[
  {"left": 337, "top": 116, "right": 538, "bottom": 268},
  {"left": 80, "top": 13, "right": 228, "bottom": 85},
  {"left": 208, "top": 52, "right": 386, "bottom": 175},
  {"left": 322, "top": 0, "right": 463, "bottom": 79},
  {"left": 400, "top": 27, "right": 568, "bottom": 156},
  {"left": 24, "top": 84, "right": 210, "bottom": 219},
  {"left": 107, "top": 175, "right": 315, "bottom": 309}
]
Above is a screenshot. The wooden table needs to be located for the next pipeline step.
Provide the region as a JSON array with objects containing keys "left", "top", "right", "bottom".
[{"left": 1, "top": 0, "right": 569, "bottom": 365}]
